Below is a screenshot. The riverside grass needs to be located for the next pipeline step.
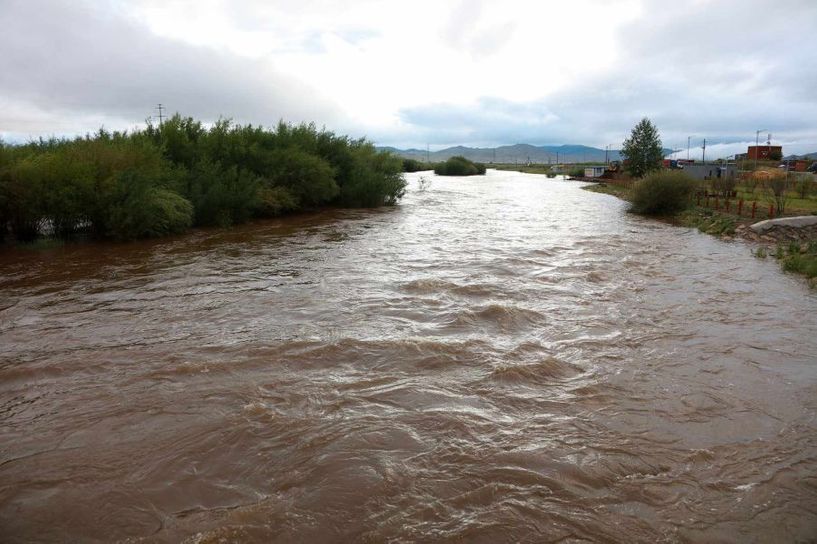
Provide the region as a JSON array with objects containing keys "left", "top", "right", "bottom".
[
  {"left": 755, "top": 241, "right": 817, "bottom": 286},
  {"left": 0, "top": 115, "right": 406, "bottom": 243}
]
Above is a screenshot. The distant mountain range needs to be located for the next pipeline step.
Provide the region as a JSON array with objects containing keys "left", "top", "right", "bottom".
[
  {"left": 378, "top": 143, "right": 674, "bottom": 164},
  {"left": 784, "top": 152, "right": 817, "bottom": 160}
]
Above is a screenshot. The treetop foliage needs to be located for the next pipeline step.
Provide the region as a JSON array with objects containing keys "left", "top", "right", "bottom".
[{"left": 621, "top": 118, "right": 663, "bottom": 178}]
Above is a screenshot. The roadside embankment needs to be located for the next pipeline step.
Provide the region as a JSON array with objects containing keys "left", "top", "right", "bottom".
[{"left": 737, "top": 218, "right": 817, "bottom": 245}]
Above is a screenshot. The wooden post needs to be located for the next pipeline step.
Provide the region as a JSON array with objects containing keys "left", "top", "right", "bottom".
[
  {"left": 769, "top": 204, "right": 774, "bottom": 219},
  {"left": 752, "top": 201, "right": 757, "bottom": 219},
  {"left": 738, "top": 199, "right": 743, "bottom": 216}
]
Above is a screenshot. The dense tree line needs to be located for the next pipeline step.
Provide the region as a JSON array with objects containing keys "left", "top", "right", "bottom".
[{"left": 0, "top": 115, "right": 406, "bottom": 242}]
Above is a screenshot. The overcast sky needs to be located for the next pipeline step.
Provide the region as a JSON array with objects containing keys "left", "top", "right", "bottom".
[{"left": 2, "top": 0, "right": 816, "bottom": 158}]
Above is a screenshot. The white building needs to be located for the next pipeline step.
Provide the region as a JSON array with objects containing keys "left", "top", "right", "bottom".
[
  {"left": 681, "top": 163, "right": 736, "bottom": 180},
  {"left": 584, "top": 166, "right": 606, "bottom": 178}
]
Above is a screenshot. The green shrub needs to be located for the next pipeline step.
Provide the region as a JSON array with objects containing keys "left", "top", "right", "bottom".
[
  {"left": 711, "top": 174, "right": 736, "bottom": 197},
  {"left": 764, "top": 174, "right": 790, "bottom": 215},
  {"left": 0, "top": 157, "right": 47, "bottom": 241},
  {"left": 630, "top": 171, "right": 697, "bottom": 215},
  {"left": 434, "top": 156, "right": 486, "bottom": 176},
  {"left": 263, "top": 148, "right": 338, "bottom": 207},
  {"left": 185, "top": 160, "right": 260, "bottom": 227},
  {"left": 257, "top": 186, "right": 298, "bottom": 216},
  {"left": 402, "top": 158, "right": 431, "bottom": 172},
  {"left": 781, "top": 252, "right": 817, "bottom": 278},
  {"left": 338, "top": 144, "right": 405, "bottom": 207},
  {"left": 796, "top": 177, "right": 813, "bottom": 199},
  {"left": 105, "top": 172, "right": 193, "bottom": 239},
  {"left": 773, "top": 242, "right": 817, "bottom": 280},
  {"left": 743, "top": 177, "right": 759, "bottom": 195},
  {"left": 146, "top": 115, "right": 205, "bottom": 168}
]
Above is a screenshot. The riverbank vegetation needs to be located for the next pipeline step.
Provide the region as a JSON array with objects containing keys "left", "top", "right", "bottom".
[
  {"left": 756, "top": 241, "right": 817, "bottom": 287},
  {"left": 583, "top": 174, "right": 817, "bottom": 284},
  {"left": 434, "top": 156, "right": 486, "bottom": 176},
  {"left": 778, "top": 242, "right": 817, "bottom": 281},
  {"left": 0, "top": 115, "right": 406, "bottom": 243},
  {"left": 582, "top": 182, "right": 630, "bottom": 198},
  {"left": 677, "top": 209, "right": 737, "bottom": 236},
  {"left": 492, "top": 162, "right": 606, "bottom": 177},
  {"left": 401, "top": 158, "right": 434, "bottom": 173},
  {"left": 629, "top": 171, "right": 698, "bottom": 215}
]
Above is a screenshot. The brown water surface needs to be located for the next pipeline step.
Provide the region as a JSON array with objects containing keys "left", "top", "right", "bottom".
[{"left": 1, "top": 171, "right": 816, "bottom": 542}]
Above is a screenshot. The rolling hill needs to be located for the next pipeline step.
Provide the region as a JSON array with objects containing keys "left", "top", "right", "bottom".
[{"left": 378, "top": 143, "right": 672, "bottom": 164}]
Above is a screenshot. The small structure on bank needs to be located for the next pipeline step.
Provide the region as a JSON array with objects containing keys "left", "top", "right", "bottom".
[
  {"left": 680, "top": 163, "right": 736, "bottom": 180},
  {"left": 584, "top": 166, "right": 606, "bottom": 178}
]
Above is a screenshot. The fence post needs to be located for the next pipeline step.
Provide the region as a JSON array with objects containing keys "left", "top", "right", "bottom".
[
  {"left": 738, "top": 199, "right": 743, "bottom": 216},
  {"left": 769, "top": 204, "right": 774, "bottom": 219},
  {"left": 752, "top": 201, "right": 757, "bottom": 219}
]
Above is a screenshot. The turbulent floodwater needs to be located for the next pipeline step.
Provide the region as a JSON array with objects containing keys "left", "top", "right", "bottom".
[{"left": 1, "top": 170, "right": 817, "bottom": 543}]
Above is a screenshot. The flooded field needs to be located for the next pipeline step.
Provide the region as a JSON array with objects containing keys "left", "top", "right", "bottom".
[{"left": 1, "top": 170, "right": 816, "bottom": 542}]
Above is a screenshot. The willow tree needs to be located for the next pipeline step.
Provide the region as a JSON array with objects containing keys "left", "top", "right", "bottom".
[{"left": 621, "top": 118, "right": 663, "bottom": 178}]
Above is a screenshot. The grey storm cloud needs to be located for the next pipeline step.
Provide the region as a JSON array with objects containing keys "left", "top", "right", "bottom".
[
  {"left": 395, "top": 0, "right": 817, "bottom": 149},
  {"left": 0, "top": 0, "right": 341, "bottom": 137},
  {"left": 442, "top": 0, "right": 517, "bottom": 60},
  {"left": 1, "top": 0, "right": 816, "bottom": 151}
]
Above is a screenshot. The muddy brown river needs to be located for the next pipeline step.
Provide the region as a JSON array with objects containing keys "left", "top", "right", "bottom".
[{"left": 1, "top": 170, "right": 816, "bottom": 543}]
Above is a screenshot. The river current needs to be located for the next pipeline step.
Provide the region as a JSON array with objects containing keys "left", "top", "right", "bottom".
[{"left": 1, "top": 170, "right": 816, "bottom": 542}]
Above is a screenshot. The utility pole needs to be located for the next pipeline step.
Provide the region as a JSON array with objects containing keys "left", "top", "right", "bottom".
[
  {"left": 426, "top": 143, "right": 429, "bottom": 163},
  {"left": 755, "top": 128, "right": 766, "bottom": 170},
  {"left": 156, "top": 103, "right": 165, "bottom": 125},
  {"left": 702, "top": 138, "right": 706, "bottom": 164},
  {"left": 687, "top": 136, "right": 691, "bottom": 161},
  {"left": 605, "top": 144, "right": 609, "bottom": 165}
]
